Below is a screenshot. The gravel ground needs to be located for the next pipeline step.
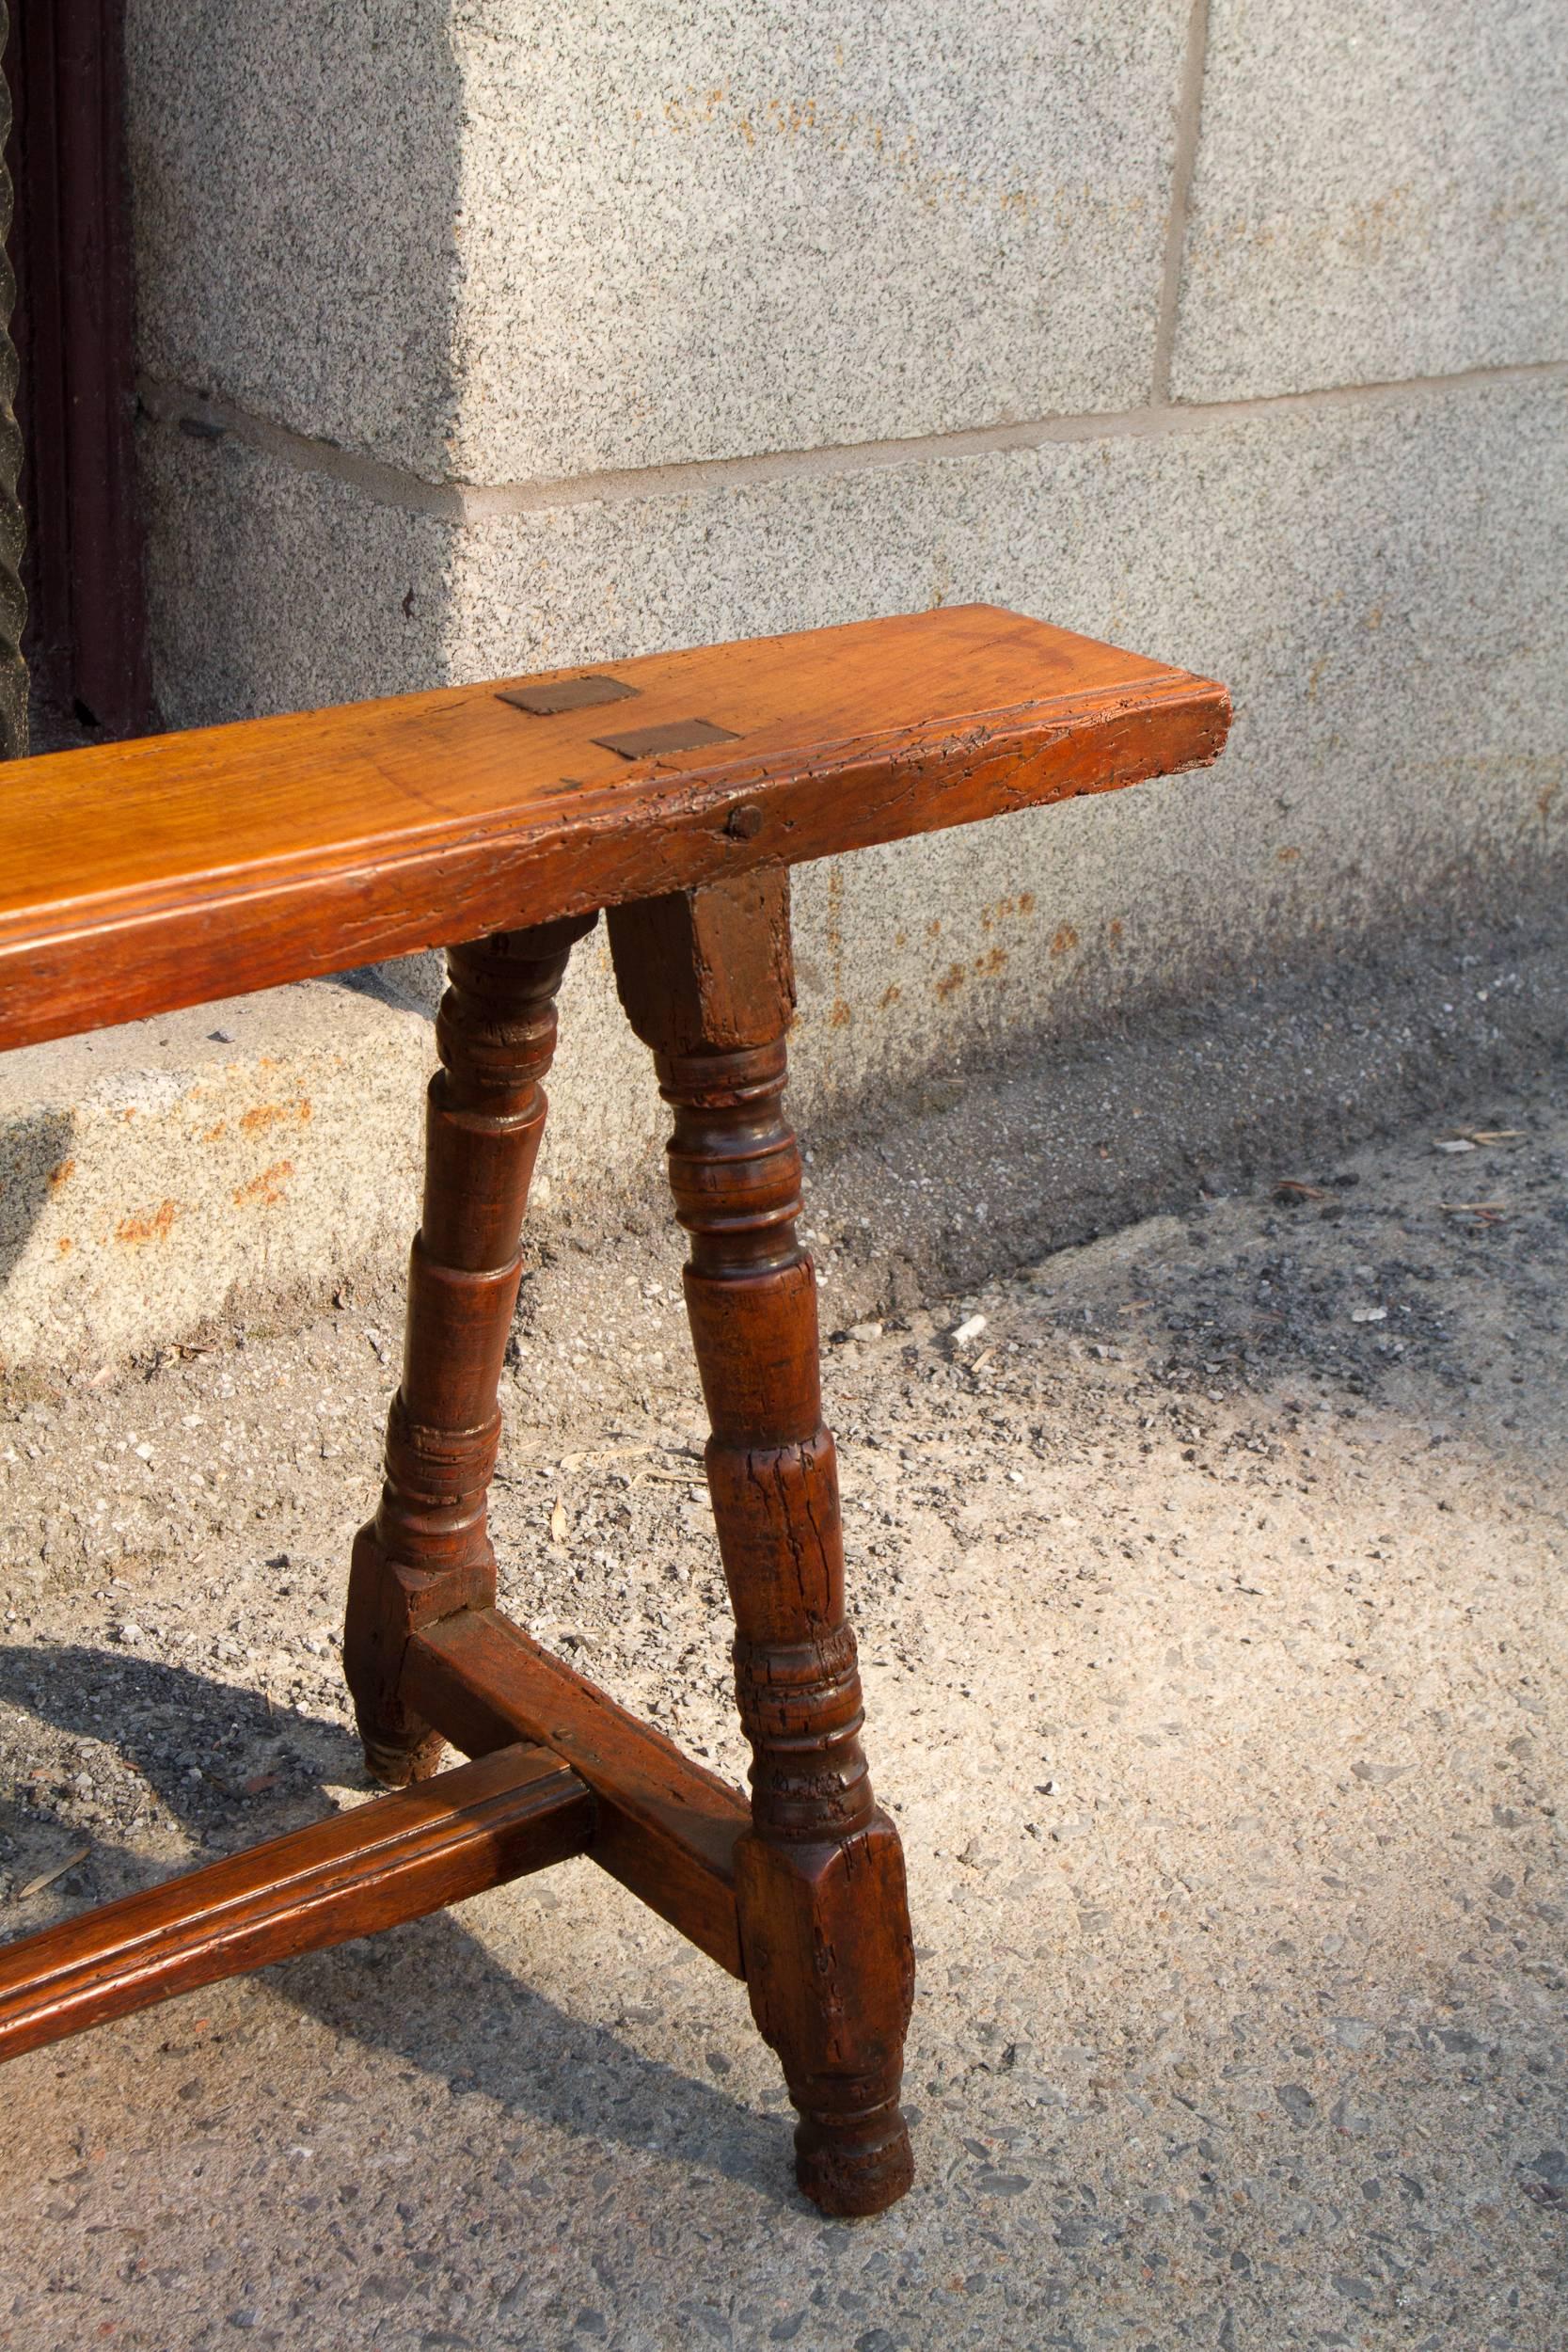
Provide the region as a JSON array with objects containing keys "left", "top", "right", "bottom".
[{"left": 0, "top": 999, "right": 1563, "bottom": 2348}]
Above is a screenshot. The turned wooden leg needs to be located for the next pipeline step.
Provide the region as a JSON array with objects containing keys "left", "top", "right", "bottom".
[
  {"left": 344, "top": 914, "right": 596, "bottom": 1786},
  {"left": 609, "top": 873, "right": 915, "bottom": 2217}
]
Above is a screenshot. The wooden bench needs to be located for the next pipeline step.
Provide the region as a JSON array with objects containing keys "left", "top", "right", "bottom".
[{"left": 0, "top": 604, "right": 1228, "bottom": 2216}]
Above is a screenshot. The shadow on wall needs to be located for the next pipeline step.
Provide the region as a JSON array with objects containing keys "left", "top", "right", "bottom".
[
  {"left": 0, "top": 1644, "right": 793, "bottom": 2206},
  {"left": 0, "top": 1109, "right": 74, "bottom": 1327},
  {"left": 129, "top": 0, "right": 469, "bottom": 730}
]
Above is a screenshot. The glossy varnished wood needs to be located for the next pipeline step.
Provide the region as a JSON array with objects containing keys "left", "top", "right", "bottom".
[
  {"left": 609, "top": 874, "right": 916, "bottom": 2217},
  {"left": 0, "top": 605, "right": 1228, "bottom": 1052},
  {"left": 343, "top": 917, "right": 594, "bottom": 1785},
  {"left": 406, "top": 1606, "right": 751, "bottom": 1979},
  {"left": 0, "top": 1743, "right": 592, "bottom": 2061}
]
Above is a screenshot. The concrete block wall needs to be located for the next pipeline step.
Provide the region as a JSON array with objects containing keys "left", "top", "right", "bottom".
[{"left": 6, "top": 2, "right": 1563, "bottom": 1369}]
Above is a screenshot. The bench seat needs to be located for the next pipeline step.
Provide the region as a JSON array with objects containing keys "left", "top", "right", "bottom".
[{"left": 0, "top": 604, "right": 1227, "bottom": 1054}]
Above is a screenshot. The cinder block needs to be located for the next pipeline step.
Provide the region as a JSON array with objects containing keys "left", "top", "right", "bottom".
[{"left": 1172, "top": 0, "right": 1568, "bottom": 401}]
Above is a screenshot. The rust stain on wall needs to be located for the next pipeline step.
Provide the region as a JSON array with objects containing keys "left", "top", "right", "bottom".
[
  {"left": 233, "top": 1160, "right": 293, "bottom": 1209},
  {"left": 239, "top": 1099, "right": 312, "bottom": 1136},
  {"left": 116, "top": 1200, "right": 178, "bottom": 1245},
  {"left": 979, "top": 892, "right": 1038, "bottom": 931}
]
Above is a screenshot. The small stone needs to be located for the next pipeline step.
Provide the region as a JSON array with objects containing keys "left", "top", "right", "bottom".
[
  {"left": 847, "top": 1321, "right": 883, "bottom": 1343},
  {"left": 1351, "top": 1759, "right": 1410, "bottom": 1785},
  {"left": 1275, "top": 2084, "right": 1317, "bottom": 2125},
  {"left": 1333, "top": 2275, "right": 1376, "bottom": 2308}
]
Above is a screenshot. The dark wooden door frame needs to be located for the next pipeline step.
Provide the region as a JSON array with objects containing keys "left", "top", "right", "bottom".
[
  {"left": 1, "top": 2, "right": 26, "bottom": 757},
  {"left": 8, "top": 0, "right": 153, "bottom": 738}
]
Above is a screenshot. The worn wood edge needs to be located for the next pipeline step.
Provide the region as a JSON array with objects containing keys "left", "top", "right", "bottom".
[
  {"left": 0, "top": 1741, "right": 592, "bottom": 2063},
  {"left": 0, "top": 677, "right": 1229, "bottom": 1055},
  {"left": 1, "top": 604, "right": 1181, "bottom": 817},
  {"left": 3, "top": 673, "right": 1226, "bottom": 940},
  {"left": 406, "top": 1609, "right": 750, "bottom": 1979}
]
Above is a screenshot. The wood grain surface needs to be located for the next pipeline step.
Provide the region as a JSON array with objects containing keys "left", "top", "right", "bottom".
[
  {"left": 610, "top": 873, "right": 916, "bottom": 2215},
  {"left": 0, "top": 605, "right": 1228, "bottom": 1052},
  {"left": 406, "top": 1607, "right": 751, "bottom": 1979},
  {"left": 0, "top": 1742, "right": 592, "bottom": 2062}
]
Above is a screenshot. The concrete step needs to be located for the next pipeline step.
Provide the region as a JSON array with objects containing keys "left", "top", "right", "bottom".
[{"left": 0, "top": 976, "right": 430, "bottom": 1376}]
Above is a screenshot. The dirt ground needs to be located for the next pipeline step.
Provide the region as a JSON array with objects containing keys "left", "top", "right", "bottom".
[{"left": 0, "top": 988, "right": 1563, "bottom": 2349}]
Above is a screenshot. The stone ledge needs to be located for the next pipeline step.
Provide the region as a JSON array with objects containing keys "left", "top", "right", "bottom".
[{"left": 0, "top": 977, "right": 430, "bottom": 1375}]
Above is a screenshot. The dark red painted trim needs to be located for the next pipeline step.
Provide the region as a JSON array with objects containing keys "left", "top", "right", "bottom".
[{"left": 9, "top": 0, "right": 153, "bottom": 737}]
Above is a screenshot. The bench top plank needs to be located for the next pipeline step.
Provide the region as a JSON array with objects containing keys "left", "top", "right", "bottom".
[{"left": 0, "top": 604, "right": 1227, "bottom": 1053}]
